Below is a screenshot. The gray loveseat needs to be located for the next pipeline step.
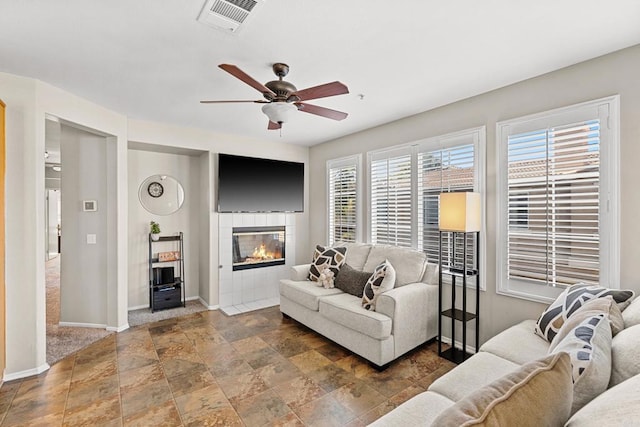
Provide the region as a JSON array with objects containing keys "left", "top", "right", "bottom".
[
  {"left": 279, "top": 242, "right": 439, "bottom": 368},
  {"left": 371, "top": 295, "right": 640, "bottom": 426}
]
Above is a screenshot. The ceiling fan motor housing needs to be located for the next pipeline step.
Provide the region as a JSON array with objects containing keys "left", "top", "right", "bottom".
[{"left": 264, "top": 80, "right": 298, "bottom": 102}]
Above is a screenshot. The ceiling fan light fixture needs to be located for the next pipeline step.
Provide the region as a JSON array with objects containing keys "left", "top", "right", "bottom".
[{"left": 261, "top": 102, "right": 297, "bottom": 124}]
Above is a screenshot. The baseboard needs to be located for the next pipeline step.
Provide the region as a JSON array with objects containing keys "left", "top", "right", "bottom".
[
  {"left": 58, "top": 321, "right": 107, "bottom": 329},
  {"left": 4, "top": 363, "right": 50, "bottom": 382},
  {"left": 128, "top": 303, "right": 150, "bottom": 311},
  {"left": 198, "top": 297, "right": 219, "bottom": 310},
  {"left": 107, "top": 324, "right": 129, "bottom": 333},
  {"left": 439, "top": 336, "right": 478, "bottom": 355}
]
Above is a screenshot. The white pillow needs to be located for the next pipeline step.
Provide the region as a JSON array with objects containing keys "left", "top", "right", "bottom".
[
  {"left": 609, "top": 324, "right": 640, "bottom": 387},
  {"left": 362, "top": 259, "right": 395, "bottom": 311},
  {"left": 622, "top": 296, "right": 640, "bottom": 328}
]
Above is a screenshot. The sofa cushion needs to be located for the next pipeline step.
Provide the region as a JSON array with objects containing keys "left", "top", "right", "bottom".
[
  {"left": 279, "top": 279, "right": 343, "bottom": 311},
  {"left": 368, "top": 391, "right": 454, "bottom": 427},
  {"left": 319, "top": 293, "right": 392, "bottom": 340},
  {"left": 335, "top": 242, "right": 372, "bottom": 271},
  {"left": 421, "top": 261, "right": 439, "bottom": 285},
  {"left": 430, "top": 352, "right": 573, "bottom": 427},
  {"left": 362, "top": 245, "right": 427, "bottom": 286},
  {"left": 479, "top": 320, "right": 550, "bottom": 365},
  {"left": 622, "top": 295, "right": 640, "bottom": 327},
  {"left": 550, "top": 312, "right": 612, "bottom": 415},
  {"left": 534, "top": 283, "right": 634, "bottom": 342},
  {"left": 566, "top": 370, "right": 640, "bottom": 426},
  {"left": 429, "top": 352, "right": 520, "bottom": 402},
  {"left": 362, "top": 260, "right": 396, "bottom": 311},
  {"left": 308, "top": 246, "right": 346, "bottom": 282},
  {"left": 609, "top": 324, "right": 640, "bottom": 387},
  {"left": 549, "top": 297, "right": 623, "bottom": 351},
  {"left": 334, "top": 263, "right": 370, "bottom": 297}
]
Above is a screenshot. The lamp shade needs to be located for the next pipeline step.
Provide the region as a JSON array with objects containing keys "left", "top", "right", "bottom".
[
  {"left": 439, "top": 192, "right": 481, "bottom": 232},
  {"left": 261, "top": 102, "right": 297, "bottom": 124}
]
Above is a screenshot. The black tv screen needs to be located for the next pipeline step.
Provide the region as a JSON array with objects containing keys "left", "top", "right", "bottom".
[{"left": 217, "top": 154, "right": 304, "bottom": 213}]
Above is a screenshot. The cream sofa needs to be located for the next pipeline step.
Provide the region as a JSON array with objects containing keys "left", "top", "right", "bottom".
[
  {"left": 371, "top": 297, "right": 640, "bottom": 426},
  {"left": 279, "top": 242, "right": 439, "bottom": 368}
]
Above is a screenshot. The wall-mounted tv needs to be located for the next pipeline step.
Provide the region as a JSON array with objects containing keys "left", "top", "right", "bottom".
[{"left": 217, "top": 154, "right": 304, "bottom": 213}]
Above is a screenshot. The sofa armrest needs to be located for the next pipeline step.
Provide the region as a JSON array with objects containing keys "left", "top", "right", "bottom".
[
  {"left": 376, "top": 282, "right": 439, "bottom": 356},
  {"left": 290, "top": 264, "right": 311, "bottom": 281}
]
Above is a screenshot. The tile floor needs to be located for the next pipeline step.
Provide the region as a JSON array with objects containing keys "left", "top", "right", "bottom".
[{"left": 0, "top": 306, "right": 455, "bottom": 426}]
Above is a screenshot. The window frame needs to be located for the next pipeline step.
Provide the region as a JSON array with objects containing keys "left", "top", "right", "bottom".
[
  {"left": 367, "top": 126, "right": 487, "bottom": 290},
  {"left": 326, "top": 154, "right": 362, "bottom": 245},
  {"left": 496, "top": 96, "right": 620, "bottom": 303}
]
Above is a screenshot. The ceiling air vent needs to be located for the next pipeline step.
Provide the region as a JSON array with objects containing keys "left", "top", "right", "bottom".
[{"left": 197, "top": 0, "right": 265, "bottom": 33}]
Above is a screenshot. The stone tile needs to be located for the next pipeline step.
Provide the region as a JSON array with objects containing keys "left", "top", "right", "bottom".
[
  {"left": 358, "top": 371, "right": 414, "bottom": 398},
  {"left": 182, "top": 405, "right": 243, "bottom": 427},
  {"left": 2, "top": 410, "right": 64, "bottom": 427},
  {"left": 208, "top": 357, "right": 254, "bottom": 379},
  {"left": 289, "top": 350, "right": 332, "bottom": 373},
  {"left": 306, "top": 364, "right": 357, "bottom": 393},
  {"left": 270, "top": 336, "right": 312, "bottom": 358},
  {"left": 219, "top": 325, "right": 256, "bottom": 342},
  {"left": 416, "top": 363, "right": 456, "bottom": 389},
  {"left": 161, "top": 358, "right": 207, "bottom": 379},
  {"left": 152, "top": 331, "right": 192, "bottom": 351},
  {"left": 2, "top": 394, "right": 67, "bottom": 426},
  {"left": 330, "top": 381, "right": 387, "bottom": 416},
  {"left": 293, "top": 394, "right": 356, "bottom": 427},
  {"left": 167, "top": 366, "right": 216, "bottom": 397},
  {"left": 269, "top": 412, "right": 306, "bottom": 427},
  {"left": 118, "top": 361, "right": 165, "bottom": 392},
  {"left": 243, "top": 346, "right": 288, "bottom": 370},
  {"left": 62, "top": 394, "right": 121, "bottom": 427},
  {"left": 256, "top": 359, "right": 303, "bottom": 388},
  {"left": 71, "top": 356, "right": 118, "bottom": 385},
  {"left": 358, "top": 385, "right": 425, "bottom": 425},
  {"left": 216, "top": 371, "right": 269, "bottom": 405},
  {"left": 231, "top": 335, "right": 269, "bottom": 354},
  {"left": 333, "top": 355, "right": 377, "bottom": 379},
  {"left": 314, "top": 342, "right": 351, "bottom": 362},
  {"left": 117, "top": 353, "right": 159, "bottom": 373},
  {"left": 120, "top": 377, "right": 172, "bottom": 418},
  {"left": 66, "top": 375, "right": 120, "bottom": 411},
  {"left": 123, "top": 400, "right": 183, "bottom": 427},
  {"left": 174, "top": 384, "right": 229, "bottom": 416},
  {"left": 233, "top": 389, "right": 292, "bottom": 426},
  {"left": 295, "top": 332, "right": 330, "bottom": 349},
  {"left": 272, "top": 375, "right": 327, "bottom": 409}
]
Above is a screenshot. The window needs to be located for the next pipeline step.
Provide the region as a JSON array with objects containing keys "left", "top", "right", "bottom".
[
  {"left": 327, "top": 156, "right": 360, "bottom": 244},
  {"left": 497, "top": 96, "right": 619, "bottom": 303},
  {"left": 368, "top": 127, "right": 486, "bottom": 287}
]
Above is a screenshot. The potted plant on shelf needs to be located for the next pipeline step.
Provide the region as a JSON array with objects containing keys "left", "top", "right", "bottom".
[{"left": 150, "top": 221, "right": 161, "bottom": 241}]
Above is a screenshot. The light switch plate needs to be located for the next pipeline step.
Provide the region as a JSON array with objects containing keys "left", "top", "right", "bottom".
[{"left": 87, "top": 234, "right": 96, "bottom": 244}]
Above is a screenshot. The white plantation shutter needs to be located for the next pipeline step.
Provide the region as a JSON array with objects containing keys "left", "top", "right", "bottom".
[
  {"left": 328, "top": 159, "right": 358, "bottom": 244},
  {"left": 370, "top": 152, "right": 413, "bottom": 247},
  {"left": 497, "top": 96, "right": 619, "bottom": 302},
  {"left": 418, "top": 143, "right": 476, "bottom": 267},
  {"left": 507, "top": 120, "right": 601, "bottom": 286}
]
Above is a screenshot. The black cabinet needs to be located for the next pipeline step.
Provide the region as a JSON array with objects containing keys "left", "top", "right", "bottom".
[
  {"left": 438, "top": 230, "right": 480, "bottom": 364},
  {"left": 148, "top": 232, "right": 185, "bottom": 312}
]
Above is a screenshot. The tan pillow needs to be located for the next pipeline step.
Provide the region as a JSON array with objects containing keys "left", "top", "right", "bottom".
[
  {"left": 622, "top": 296, "right": 640, "bottom": 328},
  {"left": 549, "top": 296, "right": 623, "bottom": 351},
  {"left": 430, "top": 352, "right": 573, "bottom": 427}
]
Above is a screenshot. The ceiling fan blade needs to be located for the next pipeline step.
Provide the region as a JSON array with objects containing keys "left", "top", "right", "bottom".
[
  {"left": 268, "top": 121, "right": 281, "bottom": 130},
  {"left": 219, "top": 64, "right": 276, "bottom": 97},
  {"left": 295, "top": 103, "right": 348, "bottom": 121},
  {"left": 200, "top": 100, "right": 268, "bottom": 103},
  {"left": 294, "top": 81, "right": 349, "bottom": 102}
]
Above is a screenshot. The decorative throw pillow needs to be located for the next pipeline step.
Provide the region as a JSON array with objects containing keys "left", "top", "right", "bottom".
[
  {"left": 534, "top": 283, "right": 634, "bottom": 342},
  {"left": 317, "top": 267, "right": 335, "bottom": 289},
  {"left": 308, "top": 246, "right": 346, "bottom": 282},
  {"left": 362, "top": 260, "right": 396, "bottom": 311},
  {"left": 334, "top": 263, "right": 371, "bottom": 297},
  {"left": 430, "top": 352, "right": 573, "bottom": 427},
  {"left": 548, "top": 296, "right": 623, "bottom": 351},
  {"left": 550, "top": 313, "right": 612, "bottom": 415}
]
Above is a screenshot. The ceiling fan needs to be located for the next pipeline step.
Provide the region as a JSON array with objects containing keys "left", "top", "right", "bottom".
[{"left": 201, "top": 63, "right": 349, "bottom": 130}]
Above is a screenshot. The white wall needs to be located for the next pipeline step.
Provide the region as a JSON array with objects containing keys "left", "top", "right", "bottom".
[
  {"left": 198, "top": 152, "right": 213, "bottom": 306},
  {"left": 128, "top": 119, "right": 310, "bottom": 307},
  {"left": 127, "top": 149, "right": 202, "bottom": 309},
  {"left": 309, "top": 44, "right": 640, "bottom": 345}
]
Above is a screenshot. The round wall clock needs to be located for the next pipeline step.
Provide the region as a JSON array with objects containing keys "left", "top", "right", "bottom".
[{"left": 147, "top": 181, "right": 164, "bottom": 198}]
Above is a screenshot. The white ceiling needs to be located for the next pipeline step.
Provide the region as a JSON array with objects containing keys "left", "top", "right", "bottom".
[{"left": 2, "top": 1, "right": 639, "bottom": 147}]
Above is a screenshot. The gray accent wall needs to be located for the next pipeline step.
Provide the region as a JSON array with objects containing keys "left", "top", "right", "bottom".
[{"left": 308, "top": 44, "right": 640, "bottom": 346}]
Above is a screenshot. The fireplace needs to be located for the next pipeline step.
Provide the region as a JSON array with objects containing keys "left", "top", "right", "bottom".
[{"left": 232, "top": 226, "right": 285, "bottom": 271}]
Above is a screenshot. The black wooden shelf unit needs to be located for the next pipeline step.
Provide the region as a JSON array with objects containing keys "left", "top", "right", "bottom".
[
  {"left": 148, "top": 232, "right": 185, "bottom": 312},
  {"left": 438, "top": 230, "right": 480, "bottom": 364}
]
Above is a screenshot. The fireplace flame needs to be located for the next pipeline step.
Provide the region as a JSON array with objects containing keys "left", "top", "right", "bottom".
[{"left": 251, "top": 244, "right": 276, "bottom": 260}]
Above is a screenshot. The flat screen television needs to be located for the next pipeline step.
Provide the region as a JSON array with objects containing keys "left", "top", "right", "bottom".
[{"left": 217, "top": 154, "right": 304, "bottom": 213}]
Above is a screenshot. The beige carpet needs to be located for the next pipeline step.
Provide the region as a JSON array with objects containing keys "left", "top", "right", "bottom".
[
  {"left": 128, "top": 299, "right": 208, "bottom": 327},
  {"left": 46, "top": 255, "right": 113, "bottom": 365}
]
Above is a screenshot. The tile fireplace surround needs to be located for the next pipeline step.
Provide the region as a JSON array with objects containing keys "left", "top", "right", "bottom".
[{"left": 218, "top": 213, "right": 296, "bottom": 315}]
